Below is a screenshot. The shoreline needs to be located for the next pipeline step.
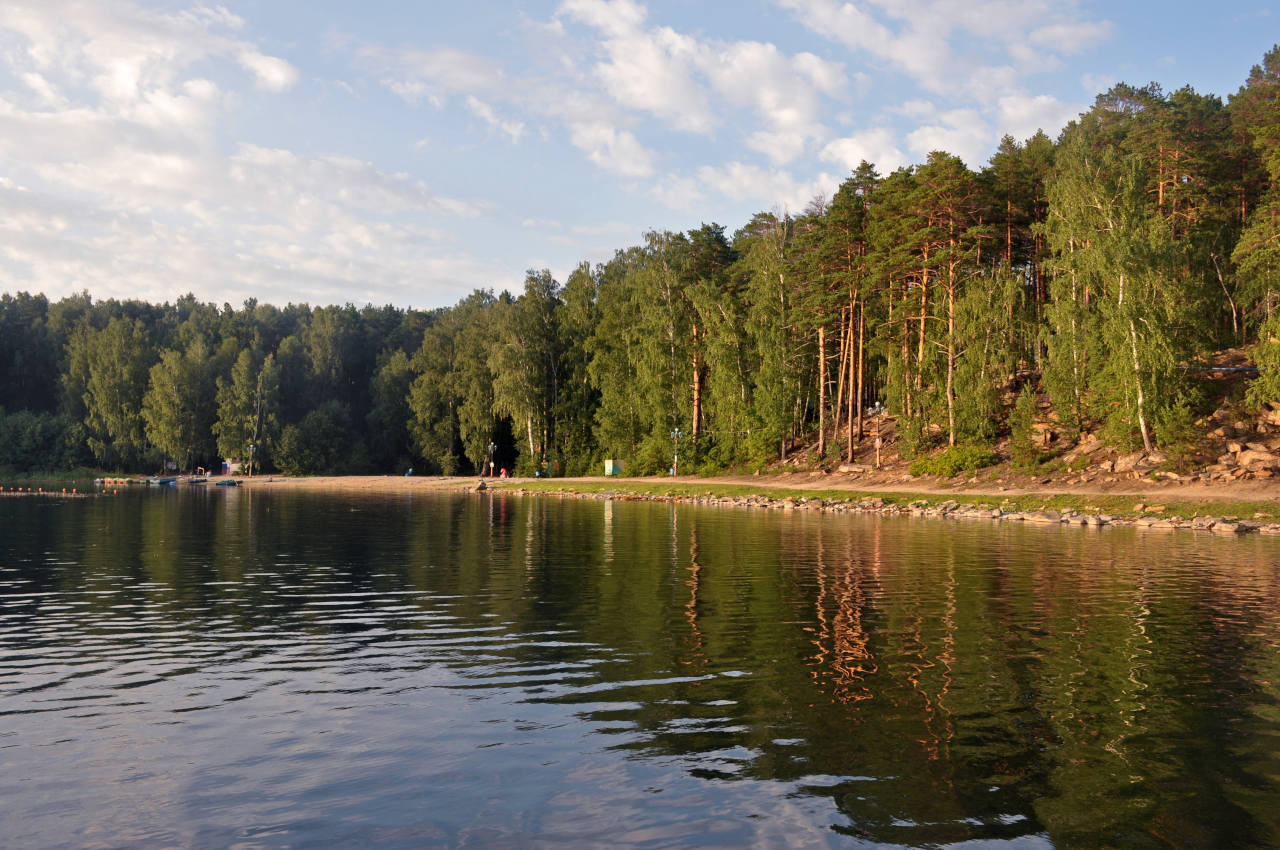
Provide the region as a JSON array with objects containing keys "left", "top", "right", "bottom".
[
  {"left": 200, "top": 472, "right": 1280, "bottom": 533},
  {"left": 9, "top": 472, "right": 1280, "bottom": 532}
]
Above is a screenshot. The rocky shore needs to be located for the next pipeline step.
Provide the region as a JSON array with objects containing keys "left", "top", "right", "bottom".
[
  {"left": 10, "top": 473, "right": 1276, "bottom": 535},
  {"left": 506, "top": 485, "right": 1280, "bottom": 535}
]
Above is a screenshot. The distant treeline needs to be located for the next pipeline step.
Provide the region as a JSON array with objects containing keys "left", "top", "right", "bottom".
[{"left": 4, "top": 48, "right": 1280, "bottom": 477}]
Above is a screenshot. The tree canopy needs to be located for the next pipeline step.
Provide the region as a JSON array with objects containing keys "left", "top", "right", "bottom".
[{"left": 4, "top": 47, "right": 1280, "bottom": 476}]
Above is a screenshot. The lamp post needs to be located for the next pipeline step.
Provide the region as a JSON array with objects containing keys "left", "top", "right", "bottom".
[
  {"left": 870, "top": 402, "right": 885, "bottom": 469},
  {"left": 248, "top": 442, "right": 255, "bottom": 477},
  {"left": 487, "top": 441, "right": 496, "bottom": 477},
  {"left": 671, "top": 428, "right": 682, "bottom": 476}
]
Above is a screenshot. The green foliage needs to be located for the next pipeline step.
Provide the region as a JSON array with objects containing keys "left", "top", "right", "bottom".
[
  {"left": 274, "top": 400, "right": 355, "bottom": 476},
  {"left": 908, "top": 445, "right": 999, "bottom": 477},
  {"left": 83, "top": 318, "right": 154, "bottom": 468},
  {"left": 491, "top": 270, "right": 562, "bottom": 468},
  {"left": 214, "top": 349, "right": 279, "bottom": 474},
  {"left": 143, "top": 338, "right": 217, "bottom": 470},
  {"left": 1009, "top": 386, "right": 1041, "bottom": 470},
  {"left": 1248, "top": 311, "right": 1280, "bottom": 409},
  {"left": 0, "top": 409, "right": 81, "bottom": 473},
  {"left": 1043, "top": 132, "right": 1193, "bottom": 452},
  {"left": 366, "top": 350, "right": 416, "bottom": 472},
  {"left": 1153, "top": 397, "right": 1202, "bottom": 472}
]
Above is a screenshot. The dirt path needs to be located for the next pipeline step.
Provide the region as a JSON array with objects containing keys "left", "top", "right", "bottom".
[{"left": 229, "top": 471, "right": 1280, "bottom": 504}]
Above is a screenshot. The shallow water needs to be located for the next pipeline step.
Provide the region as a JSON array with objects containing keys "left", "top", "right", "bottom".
[{"left": 2, "top": 487, "right": 1279, "bottom": 848}]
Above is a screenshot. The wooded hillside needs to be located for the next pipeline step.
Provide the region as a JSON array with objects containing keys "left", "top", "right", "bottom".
[{"left": 3, "top": 48, "right": 1280, "bottom": 478}]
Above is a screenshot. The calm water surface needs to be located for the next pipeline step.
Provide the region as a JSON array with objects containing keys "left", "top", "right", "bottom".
[{"left": 2, "top": 487, "right": 1280, "bottom": 848}]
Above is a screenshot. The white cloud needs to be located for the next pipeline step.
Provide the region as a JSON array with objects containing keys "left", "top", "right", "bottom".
[
  {"left": 237, "top": 49, "right": 299, "bottom": 92},
  {"left": 364, "top": 46, "right": 504, "bottom": 105},
  {"left": 698, "top": 40, "right": 846, "bottom": 156},
  {"left": 1029, "top": 20, "right": 1113, "bottom": 54},
  {"left": 778, "top": 0, "right": 1112, "bottom": 105},
  {"left": 228, "top": 145, "right": 484, "bottom": 220},
  {"left": 20, "top": 71, "right": 65, "bottom": 107},
  {"left": 963, "top": 64, "right": 1020, "bottom": 103},
  {"left": 557, "top": 2, "right": 716, "bottom": 134},
  {"left": 465, "top": 96, "right": 525, "bottom": 143},
  {"left": 904, "top": 108, "right": 992, "bottom": 167},
  {"left": 0, "top": 1, "right": 496, "bottom": 308},
  {"left": 893, "top": 99, "right": 937, "bottom": 119},
  {"left": 568, "top": 121, "right": 655, "bottom": 176},
  {"left": 648, "top": 174, "right": 705, "bottom": 210},
  {"left": 557, "top": 0, "right": 648, "bottom": 37},
  {"left": 696, "top": 162, "right": 839, "bottom": 212},
  {"left": 1, "top": 0, "right": 297, "bottom": 105},
  {"left": 820, "top": 127, "right": 909, "bottom": 173},
  {"left": 996, "top": 93, "right": 1081, "bottom": 142},
  {"left": 362, "top": 39, "right": 665, "bottom": 179},
  {"left": 560, "top": 0, "right": 847, "bottom": 163},
  {"left": 746, "top": 130, "right": 812, "bottom": 166}
]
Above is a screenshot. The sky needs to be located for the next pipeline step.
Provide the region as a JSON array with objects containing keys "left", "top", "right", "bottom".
[{"left": 0, "top": 0, "right": 1275, "bottom": 311}]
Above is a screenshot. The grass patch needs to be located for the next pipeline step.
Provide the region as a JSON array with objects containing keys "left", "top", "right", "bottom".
[{"left": 908, "top": 446, "right": 999, "bottom": 478}]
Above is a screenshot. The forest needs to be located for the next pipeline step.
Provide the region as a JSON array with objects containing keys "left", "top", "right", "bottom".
[{"left": 2, "top": 47, "right": 1279, "bottom": 479}]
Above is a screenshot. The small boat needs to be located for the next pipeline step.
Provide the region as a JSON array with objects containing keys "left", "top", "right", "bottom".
[
  {"left": 148, "top": 476, "right": 177, "bottom": 486},
  {"left": 215, "top": 479, "right": 240, "bottom": 487},
  {"left": 184, "top": 476, "right": 209, "bottom": 484}
]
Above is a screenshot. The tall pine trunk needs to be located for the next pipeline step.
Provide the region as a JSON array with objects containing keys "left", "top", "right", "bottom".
[
  {"left": 855, "top": 301, "right": 865, "bottom": 441},
  {"left": 817, "top": 324, "right": 826, "bottom": 457}
]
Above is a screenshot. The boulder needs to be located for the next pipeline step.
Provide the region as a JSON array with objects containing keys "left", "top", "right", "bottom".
[
  {"left": 1237, "top": 449, "right": 1279, "bottom": 470},
  {"left": 1076, "top": 434, "right": 1104, "bottom": 455},
  {"left": 1114, "top": 451, "right": 1146, "bottom": 472}
]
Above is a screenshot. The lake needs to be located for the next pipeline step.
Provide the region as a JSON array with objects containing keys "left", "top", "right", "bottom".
[{"left": 3, "top": 486, "right": 1279, "bottom": 848}]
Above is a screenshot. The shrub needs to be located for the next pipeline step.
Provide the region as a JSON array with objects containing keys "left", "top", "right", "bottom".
[
  {"left": 1154, "top": 397, "right": 1200, "bottom": 472},
  {"left": 1009, "top": 386, "right": 1041, "bottom": 470},
  {"left": 908, "top": 445, "right": 999, "bottom": 477}
]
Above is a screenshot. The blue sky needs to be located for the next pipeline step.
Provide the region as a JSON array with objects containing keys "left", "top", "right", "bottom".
[{"left": 0, "top": 0, "right": 1275, "bottom": 311}]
